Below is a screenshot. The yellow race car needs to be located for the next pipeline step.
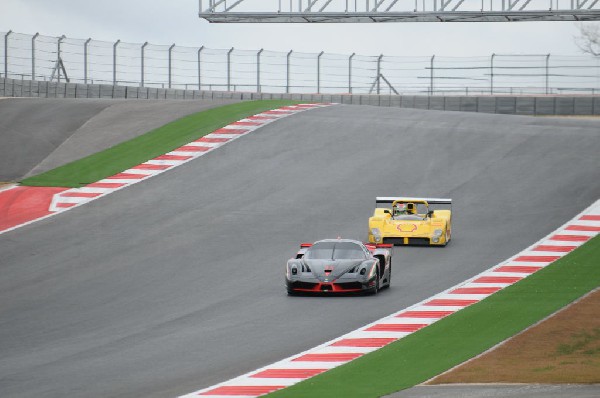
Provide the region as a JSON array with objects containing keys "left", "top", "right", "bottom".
[{"left": 368, "top": 197, "right": 452, "bottom": 246}]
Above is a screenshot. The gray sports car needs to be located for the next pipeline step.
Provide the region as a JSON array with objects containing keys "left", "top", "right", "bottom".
[{"left": 285, "top": 239, "right": 392, "bottom": 295}]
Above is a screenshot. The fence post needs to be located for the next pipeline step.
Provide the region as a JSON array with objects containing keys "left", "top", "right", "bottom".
[
  {"left": 168, "top": 43, "right": 175, "bottom": 89},
  {"left": 430, "top": 54, "right": 435, "bottom": 95},
  {"left": 257, "top": 48, "right": 263, "bottom": 92},
  {"left": 227, "top": 47, "right": 234, "bottom": 91},
  {"left": 317, "top": 51, "right": 324, "bottom": 94},
  {"left": 490, "top": 53, "right": 495, "bottom": 95},
  {"left": 545, "top": 53, "right": 550, "bottom": 95},
  {"left": 57, "top": 35, "right": 65, "bottom": 83},
  {"left": 141, "top": 42, "right": 148, "bottom": 87},
  {"left": 349, "top": 53, "right": 355, "bottom": 94},
  {"left": 31, "top": 32, "right": 39, "bottom": 80},
  {"left": 84, "top": 38, "right": 91, "bottom": 84},
  {"left": 113, "top": 39, "right": 120, "bottom": 85},
  {"left": 286, "top": 50, "right": 293, "bottom": 94},
  {"left": 377, "top": 54, "right": 383, "bottom": 95},
  {"left": 4, "top": 30, "right": 12, "bottom": 79},
  {"left": 198, "top": 46, "right": 204, "bottom": 90}
]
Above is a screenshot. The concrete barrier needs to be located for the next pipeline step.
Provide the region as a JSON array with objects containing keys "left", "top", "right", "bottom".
[{"left": 1, "top": 78, "right": 598, "bottom": 115}]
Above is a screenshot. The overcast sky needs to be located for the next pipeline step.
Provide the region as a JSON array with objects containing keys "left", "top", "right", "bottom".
[{"left": 0, "top": 0, "right": 596, "bottom": 57}]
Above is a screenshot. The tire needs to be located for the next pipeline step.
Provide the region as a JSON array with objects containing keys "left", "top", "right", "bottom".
[
  {"left": 384, "top": 261, "right": 391, "bottom": 289},
  {"left": 367, "top": 272, "right": 380, "bottom": 295}
]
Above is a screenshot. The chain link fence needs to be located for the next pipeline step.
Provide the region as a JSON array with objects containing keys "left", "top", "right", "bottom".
[{"left": 2, "top": 31, "right": 600, "bottom": 95}]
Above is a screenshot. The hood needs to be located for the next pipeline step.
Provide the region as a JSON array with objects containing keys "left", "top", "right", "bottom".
[{"left": 302, "top": 259, "right": 365, "bottom": 282}]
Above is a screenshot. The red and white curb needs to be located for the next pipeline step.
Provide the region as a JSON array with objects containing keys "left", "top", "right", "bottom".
[
  {"left": 181, "top": 200, "right": 600, "bottom": 398},
  {"left": 0, "top": 104, "right": 332, "bottom": 235}
]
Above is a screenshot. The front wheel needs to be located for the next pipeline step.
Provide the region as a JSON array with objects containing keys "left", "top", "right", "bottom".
[
  {"left": 367, "top": 273, "right": 380, "bottom": 295},
  {"left": 383, "top": 262, "right": 391, "bottom": 289}
]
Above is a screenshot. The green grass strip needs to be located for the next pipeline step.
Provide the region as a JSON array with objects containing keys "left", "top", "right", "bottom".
[
  {"left": 21, "top": 100, "right": 301, "bottom": 188},
  {"left": 267, "top": 234, "right": 600, "bottom": 398}
]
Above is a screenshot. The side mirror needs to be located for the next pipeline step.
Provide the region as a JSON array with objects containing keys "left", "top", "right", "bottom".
[
  {"left": 427, "top": 210, "right": 434, "bottom": 218},
  {"left": 384, "top": 210, "right": 391, "bottom": 215}
]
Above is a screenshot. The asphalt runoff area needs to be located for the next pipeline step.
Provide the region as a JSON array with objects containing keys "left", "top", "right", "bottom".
[
  {"left": 1, "top": 100, "right": 599, "bottom": 398},
  {"left": 0, "top": 98, "right": 239, "bottom": 181}
]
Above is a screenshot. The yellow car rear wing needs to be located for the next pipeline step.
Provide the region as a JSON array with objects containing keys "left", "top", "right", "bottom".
[{"left": 375, "top": 197, "right": 452, "bottom": 206}]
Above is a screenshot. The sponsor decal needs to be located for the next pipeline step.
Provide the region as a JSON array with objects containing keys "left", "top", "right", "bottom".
[{"left": 397, "top": 223, "right": 417, "bottom": 232}]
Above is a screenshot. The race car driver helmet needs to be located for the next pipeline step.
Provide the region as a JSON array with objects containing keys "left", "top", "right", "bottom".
[{"left": 393, "top": 203, "right": 407, "bottom": 215}]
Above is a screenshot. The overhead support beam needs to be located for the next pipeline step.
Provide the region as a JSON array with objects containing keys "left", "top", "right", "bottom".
[{"left": 199, "top": 0, "right": 600, "bottom": 22}]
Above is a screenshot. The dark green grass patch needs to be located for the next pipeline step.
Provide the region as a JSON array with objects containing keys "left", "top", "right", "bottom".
[
  {"left": 21, "top": 100, "right": 301, "bottom": 188},
  {"left": 267, "top": 234, "right": 600, "bottom": 398}
]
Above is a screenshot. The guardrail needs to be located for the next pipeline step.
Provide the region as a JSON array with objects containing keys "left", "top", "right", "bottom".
[{"left": 2, "top": 77, "right": 598, "bottom": 116}]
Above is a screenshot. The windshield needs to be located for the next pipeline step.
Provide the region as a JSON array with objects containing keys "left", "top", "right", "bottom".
[{"left": 304, "top": 242, "right": 366, "bottom": 260}]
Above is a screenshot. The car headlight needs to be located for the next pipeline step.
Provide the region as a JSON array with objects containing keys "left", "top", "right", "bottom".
[
  {"left": 371, "top": 228, "right": 381, "bottom": 242},
  {"left": 433, "top": 229, "right": 443, "bottom": 237}
]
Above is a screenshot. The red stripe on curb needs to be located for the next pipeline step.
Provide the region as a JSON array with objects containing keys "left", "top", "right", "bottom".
[
  {"left": 549, "top": 234, "right": 591, "bottom": 242},
  {"left": 107, "top": 173, "right": 147, "bottom": 180},
  {"left": 59, "top": 192, "right": 103, "bottom": 198},
  {"left": 293, "top": 353, "right": 362, "bottom": 362},
  {"left": 533, "top": 245, "right": 576, "bottom": 252},
  {"left": 566, "top": 225, "right": 600, "bottom": 232},
  {"left": 425, "top": 299, "right": 479, "bottom": 307},
  {"left": 232, "top": 121, "right": 263, "bottom": 126},
  {"left": 450, "top": 287, "right": 502, "bottom": 295},
  {"left": 0, "top": 186, "right": 69, "bottom": 232},
  {"left": 197, "top": 137, "right": 230, "bottom": 143},
  {"left": 330, "top": 338, "right": 396, "bottom": 347},
  {"left": 474, "top": 276, "right": 524, "bottom": 284},
  {"left": 514, "top": 255, "right": 561, "bottom": 262},
  {"left": 251, "top": 369, "right": 327, "bottom": 379},
  {"left": 580, "top": 215, "right": 600, "bottom": 221},
  {"left": 154, "top": 154, "right": 193, "bottom": 161},
  {"left": 55, "top": 202, "right": 77, "bottom": 208},
  {"left": 263, "top": 110, "right": 292, "bottom": 115},
  {"left": 396, "top": 310, "right": 454, "bottom": 318},
  {"left": 365, "top": 324, "right": 428, "bottom": 332},
  {"left": 212, "top": 128, "right": 249, "bottom": 135},
  {"left": 495, "top": 265, "right": 543, "bottom": 274},
  {"left": 175, "top": 145, "right": 211, "bottom": 152},
  {"left": 86, "top": 182, "right": 127, "bottom": 189},
  {"left": 199, "top": 386, "right": 286, "bottom": 396},
  {"left": 131, "top": 164, "right": 171, "bottom": 170}
]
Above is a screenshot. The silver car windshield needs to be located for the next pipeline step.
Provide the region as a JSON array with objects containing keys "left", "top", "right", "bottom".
[{"left": 305, "top": 242, "right": 366, "bottom": 260}]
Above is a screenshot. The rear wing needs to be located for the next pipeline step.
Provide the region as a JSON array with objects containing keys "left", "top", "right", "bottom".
[{"left": 376, "top": 197, "right": 452, "bottom": 205}]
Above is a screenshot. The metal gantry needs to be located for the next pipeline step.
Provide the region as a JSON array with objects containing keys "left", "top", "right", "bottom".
[{"left": 199, "top": 0, "right": 600, "bottom": 22}]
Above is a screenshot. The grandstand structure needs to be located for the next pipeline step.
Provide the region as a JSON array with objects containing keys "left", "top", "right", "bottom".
[{"left": 199, "top": 0, "right": 600, "bottom": 23}]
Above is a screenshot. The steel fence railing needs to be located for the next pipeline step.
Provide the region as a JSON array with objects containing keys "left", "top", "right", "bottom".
[{"left": 2, "top": 31, "right": 600, "bottom": 96}]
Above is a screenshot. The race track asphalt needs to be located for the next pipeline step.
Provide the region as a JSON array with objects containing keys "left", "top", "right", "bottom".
[{"left": 0, "top": 103, "right": 599, "bottom": 398}]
